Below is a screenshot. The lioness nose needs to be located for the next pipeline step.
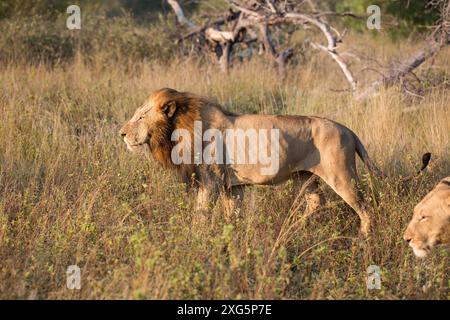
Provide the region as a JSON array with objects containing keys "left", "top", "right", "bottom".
[
  {"left": 403, "top": 234, "right": 412, "bottom": 243},
  {"left": 119, "top": 127, "right": 126, "bottom": 137}
]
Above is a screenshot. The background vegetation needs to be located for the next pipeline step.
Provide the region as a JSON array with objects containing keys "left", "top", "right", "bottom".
[{"left": 0, "top": 0, "right": 449, "bottom": 299}]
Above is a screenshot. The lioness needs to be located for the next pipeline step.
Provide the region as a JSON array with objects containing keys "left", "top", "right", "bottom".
[
  {"left": 119, "top": 88, "right": 425, "bottom": 236},
  {"left": 404, "top": 177, "right": 450, "bottom": 258}
]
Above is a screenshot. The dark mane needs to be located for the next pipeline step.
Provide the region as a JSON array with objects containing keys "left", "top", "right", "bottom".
[{"left": 148, "top": 88, "right": 233, "bottom": 187}]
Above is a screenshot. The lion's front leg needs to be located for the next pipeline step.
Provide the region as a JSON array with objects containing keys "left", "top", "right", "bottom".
[
  {"left": 193, "top": 185, "right": 218, "bottom": 226},
  {"left": 221, "top": 185, "right": 245, "bottom": 222}
]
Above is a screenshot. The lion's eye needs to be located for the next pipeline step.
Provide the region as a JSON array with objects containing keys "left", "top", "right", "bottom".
[{"left": 419, "top": 216, "right": 428, "bottom": 222}]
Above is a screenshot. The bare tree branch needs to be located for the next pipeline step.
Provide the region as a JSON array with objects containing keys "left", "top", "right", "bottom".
[
  {"left": 310, "top": 42, "right": 357, "bottom": 92},
  {"left": 258, "top": 23, "right": 293, "bottom": 80},
  {"left": 167, "top": 0, "right": 251, "bottom": 73},
  {"left": 167, "top": 0, "right": 197, "bottom": 29},
  {"left": 284, "top": 12, "right": 357, "bottom": 91},
  {"left": 356, "top": 40, "right": 445, "bottom": 100}
]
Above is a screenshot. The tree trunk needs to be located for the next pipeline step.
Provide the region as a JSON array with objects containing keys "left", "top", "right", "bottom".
[{"left": 218, "top": 42, "right": 232, "bottom": 74}]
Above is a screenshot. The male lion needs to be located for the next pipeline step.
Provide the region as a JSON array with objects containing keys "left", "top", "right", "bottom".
[
  {"left": 404, "top": 177, "right": 450, "bottom": 258},
  {"left": 119, "top": 88, "right": 426, "bottom": 236}
]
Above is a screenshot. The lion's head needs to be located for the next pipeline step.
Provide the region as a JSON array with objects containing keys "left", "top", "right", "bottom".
[
  {"left": 119, "top": 88, "right": 230, "bottom": 183},
  {"left": 403, "top": 177, "right": 450, "bottom": 258}
]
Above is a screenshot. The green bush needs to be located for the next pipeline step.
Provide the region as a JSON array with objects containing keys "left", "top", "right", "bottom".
[
  {"left": 333, "top": 0, "right": 440, "bottom": 38},
  {"left": 0, "top": 13, "right": 182, "bottom": 65}
]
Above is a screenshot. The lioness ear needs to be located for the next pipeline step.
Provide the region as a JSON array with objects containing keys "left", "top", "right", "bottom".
[{"left": 162, "top": 101, "right": 177, "bottom": 118}]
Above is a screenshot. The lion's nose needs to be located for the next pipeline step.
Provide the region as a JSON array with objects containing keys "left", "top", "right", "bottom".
[{"left": 119, "top": 128, "right": 126, "bottom": 137}]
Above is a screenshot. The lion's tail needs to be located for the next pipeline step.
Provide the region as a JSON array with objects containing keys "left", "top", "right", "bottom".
[
  {"left": 399, "top": 152, "right": 431, "bottom": 182},
  {"left": 352, "top": 132, "right": 431, "bottom": 180},
  {"left": 352, "top": 131, "right": 384, "bottom": 178}
]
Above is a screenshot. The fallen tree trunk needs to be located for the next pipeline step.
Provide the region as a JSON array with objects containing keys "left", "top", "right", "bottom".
[{"left": 356, "top": 40, "right": 448, "bottom": 100}]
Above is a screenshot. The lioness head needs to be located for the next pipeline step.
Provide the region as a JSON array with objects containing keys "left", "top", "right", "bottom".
[{"left": 403, "top": 177, "right": 450, "bottom": 258}]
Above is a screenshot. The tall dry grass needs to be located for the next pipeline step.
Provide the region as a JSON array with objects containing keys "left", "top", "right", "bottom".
[{"left": 0, "top": 35, "right": 449, "bottom": 299}]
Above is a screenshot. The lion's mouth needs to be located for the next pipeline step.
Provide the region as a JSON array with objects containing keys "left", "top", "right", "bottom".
[
  {"left": 124, "top": 137, "right": 151, "bottom": 154},
  {"left": 123, "top": 138, "right": 141, "bottom": 150}
]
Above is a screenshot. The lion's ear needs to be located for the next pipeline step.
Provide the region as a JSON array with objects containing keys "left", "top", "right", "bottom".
[{"left": 162, "top": 101, "right": 177, "bottom": 118}]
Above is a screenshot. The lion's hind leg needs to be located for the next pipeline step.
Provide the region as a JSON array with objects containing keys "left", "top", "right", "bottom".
[{"left": 311, "top": 162, "right": 371, "bottom": 237}]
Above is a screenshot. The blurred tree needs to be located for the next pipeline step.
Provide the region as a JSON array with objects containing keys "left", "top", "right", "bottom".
[
  {"left": 0, "top": 0, "right": 201, "bottom": 20},
  {"left": 331, "top": 0, "right": 441, "bottom": 36},
  {"left": 0, "top": 0, "right": 72, "bottom": 18}
]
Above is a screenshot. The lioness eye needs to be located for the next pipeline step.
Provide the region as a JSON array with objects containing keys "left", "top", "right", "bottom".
[{"left": 419, "top": 216, "right": 428, "bottom": 222}]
